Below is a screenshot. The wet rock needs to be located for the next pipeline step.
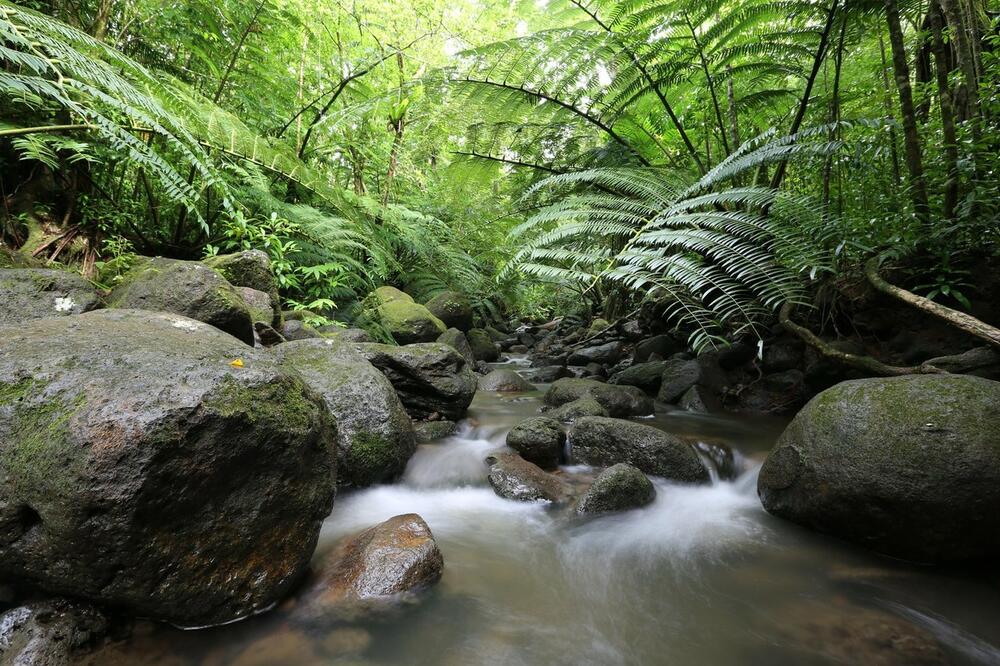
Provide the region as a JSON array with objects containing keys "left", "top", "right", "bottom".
[
  {"left": 108, "top": 257, "right": 255, "bottom": 345},
  {"left": 0, "top": 310, "right": 337, "bottom": 626},
  {"left": 293, "top": 514, "right": 443, "bottom": 625},
  {"left": 568, "top": 341, "right": 623, "bottom": 366},
  {"left": 544, "top": 397, "right": 609, "bottom": 423},
  {"left": 693, "top": 441, "right": 739, "bottom": 480},
  {"left": 413, "top": 420, "right": 458, "bottom": 442},
  {"left": 621, "top": 320, "right": 643, "bottom": 341},
  {"left": 569, "top": 417, "right": 710, "bottom": 483},
  {"left": 758, "top": 375, "right": 1000, "bottom": 563},
  {"left": 253, "top": 321, "right": 285, "bottom": 347},
  {"left": 282, "top": 319, "right": 323, "bottom": 341},
  {"left": 582, "top": 362, "right": 607, "bottom": 379},
  {"left": 204, "top": 250, "right": 280, "bottom": 325},
  {"left": 509, "top": 344, "right": 529, "bottom": 354},
  {"left": 319, "top": 327, "right": 373, "bottom": 343},
  {"left": 0, "top": 599, "right": 108, "bottom": 666},
  {"left": 544, "top": 378, "right": 653, "bottom": 417},
  {"left": 353, "top": 342, "right": 477, "bottom": 421},
  {"left": 526, "top": 365, "right": 572, "bottom": 383},
  {"left": 374, "top": 289, "right": 446, "bottom": 345},
  {"left": 425, "top": 291, "right": 474, "bottom": 331},
  {"left": 276, "top": 340, "right": 416, "bottom": 488},
  {"left": 609, "top": 361, "right": 666, "bottom": 393},
  {"left": 438, "top": 328, "right": 475, "bottom": 366},
  {"left": 466, "top": 328, "right": 500, "bottom": 362},
  {"left": 656, "top": 358, "right": 701, "bottom": 403},
  {"left": 0, "top": 268, "right": 101, "bottom": 326},
  {"left": 576, "top": 464, "right": 655, "bottom": 515},
  {"left": 479, "top": 369, "right": 534, "bottom": 392},
  {"left": 678, "top": 385, "right": 713, "bottom": 412},
  {"left": 737, "top": 369, "right": 807, "bottom": 415},
  {"left": 485, "top": 325, "right": 508, "bottom": 342},
  {"left": 506, "top": 417, "right": 566, "bottom": 470},
  {"left": 485, "top": 452, "right": 568, "bottom": 502},
  {"left": 634, "top": 334, "right": 682, "bottom": 363},
  {"left": 762, "top": 338, "right": 804, "bottom": 373}
]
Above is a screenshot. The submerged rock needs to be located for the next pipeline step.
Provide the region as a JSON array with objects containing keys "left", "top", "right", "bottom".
[
  {"left": 576, "top": 464, "right": 656, "bottom": 515},
  {"left": 353, "top": 342, "right": 477, "bottom": 421},
  {"left": 0, "top": 599, "right": 108, "bottom": 666},
  {"left": 506, "top": 417, "right": 566, "bottom": 470},
  {"left": 479, "top": 369, "right": 534, "bottom": 392},
  {"left": 107, "top": 257, "right": 254, "bottom": 345},
  {"left": 276, "top": 340, "right": 416, "bottom": 488},
  {"left": 0, "top": 268, "right": 101, "bottom": 326},
  {"left": 758, "top": 374, "right": 1000, "bottom": 563},
  {"left": 569, "top": 417, "right": 709, "bottom": 483},
  {"left": 485, "top": 452, "right": 568, "bottom": 503},
  {"left": 466, "top": 328, "right": 500, "bottom": 362},
  {"left": 293, "top": 514, "right": 443, "bottom": 624},
  {"left": 425, "top": 291, "right": 474, "bottom": 331},
  {"left": 0, "top": 310, "right": 337, "bottom": 626},
  {"left": 544, "top": 378, "right": 653, "bottom": 417}
]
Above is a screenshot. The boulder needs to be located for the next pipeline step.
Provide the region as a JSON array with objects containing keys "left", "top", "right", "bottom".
[
  {"left": 204, "top": 250, "right": 280, "bottom": 325},
  {"left": 484, "top": 326, "right": 508, "bottom": 342},
  {"left": 282, "top": 319, "right": 323, "bottom": 341},
  {"left": 0, "top": 268, "right": 100, "bottom": 326},
  {"left": 353, "top": 343, "right": 477, "bottom": 421},
  {"left": 587, "top": 318, "right": 611, "bottom": 335},
  {"left": 413, "top": 420, "right": 458, "bottom": 442},
  {"left": 424, "top": 291, "right": 474, "bottom": 331},
  {"left": 758, "top": 375, "right": 1000, "bottom": 563},
  {"left": 378, "top": 299, "right": 447, "bottom": 345},
  {"left": 526, "top": 365, "right": 572, "bottom": 383},
  {"left": 506, "top": 417, "right": 566, "bottom": 470},
  {"left": 544, "top": 378, "right": 653, "bottom": 417},
  {"left": 276, "top": 340, "right": 416, "bottom": 488},
  {"left": 678, "top": 385, "right": 713, "bottom": 412},
  {"left": 569, "top": 417, "right": 709, "bottom": 483},
  {"left": 237, "top": 286, "right": 275, "bottom": 325},
  {"left": 372, "top": 286, "right": 413, "bottom": 303},
  {"left": 485, "top": 452, "right": 568, "bottom": 503},
  {"left": 0, "top": 599, "right": 108, "bottom": 666},
  {"left": 656, "top": 358, "right": 701, "bottom": 403},
  {"left": 567, "top": 341, "right": 623, "bottom": 366},
  {"left": 437, "top": 328, "right": 475, "bottom": 366},
  {"left": 108, "top": 257, "right": 254, "bottom": 345},
  {"left": 737, "top": 369, "right": 807, "bottom": 415},
  {"left": 693, "top": 441, "right": 739, "bottom": 480},
  {"left": 634, "top": 334, "right": 682, "bottom": 363},
  {"left": 478, "top": 369, "right": 534, "bottom": 393},
  {"left": 320, "top": 327, "right": 373, "bottom": 343},
  {"left": 609, "top": 361, "right": 666, "bottom": 393},
  {"left": 544, "top": 397, "right": 609, "bottom": 423},
  {"left": 253, "top": 321, "right": 285, "bottom": 347},
  {"left": 292, "top": 514, "right": 442, "bottom": 625},
  {"left": 466, "top": 328, "right": 500, "bottom": 362},
  {"left": 0, "top": 310, "right": 337, "bottom": 626},
  {"left": 576, "top": 464, "right": 656, "bottom": 515}
]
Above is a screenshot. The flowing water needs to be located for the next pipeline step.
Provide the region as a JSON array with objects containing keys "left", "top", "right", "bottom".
[{"left": 99, "top": 359, "right": 1000, "bottom": 665}]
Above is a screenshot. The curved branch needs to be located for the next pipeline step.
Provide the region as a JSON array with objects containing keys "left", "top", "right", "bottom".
[{"left": 865, "top": 259, "right": 1000, "bottom": 348}]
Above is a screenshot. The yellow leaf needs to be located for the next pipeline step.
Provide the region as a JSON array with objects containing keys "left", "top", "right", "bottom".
[{"left": 230, "top": 359, "right": 244, "bottom": 368}]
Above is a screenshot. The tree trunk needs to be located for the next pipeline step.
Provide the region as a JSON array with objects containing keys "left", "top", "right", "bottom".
[
  {"left": 937, "top": 0, "right": 980, "bottom": 120},
  {"left": 929, "top": 2, "right": 960, "bottom": 220},
  {"left": 878, "top": 34, "right": 903, "bottom": 185},
  {"left": 883, "top": 0, "right": 931, "bottom": 227}
]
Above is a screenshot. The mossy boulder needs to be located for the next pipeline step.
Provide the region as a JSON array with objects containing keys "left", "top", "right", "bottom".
[
  {"left": 544, "top": 378, "right": 653, "bottom": 417},
  {"left": 276, "top": 340, "right": 416, "bottom": 488},
  {"left": 353, "top": 342, "right": 477, "bottom": 420},
  {"left": 478, "top": 368, "right": 534, "bottom": 392},
  {"left": 485, "top": 452, "right": 568, "bottom": 503},
  {"left": 378, "top": 299, "right": 447, "bottom": 345},
  {"left": 569, "top": 417, "right": 709, "bottom": 483},
  {"left": 544, "top": 396, "right": 609, "bottom": 423},
  {"left": 0, "top": 309, "right": 337, "bottom": 626},
  {"left": 609, "top": 360, "right": 667, "bottom": 393},
  {"left": 466, "top": 328, "right": 500, "bottom": 362},
  {"left": 372, "top": 286, "right": 413, "bottom": 304},
  {"left": 204, "top": 250, "right": 280, "bottom": 326},
  {"left": 425, "top": 291, "right": 474, "bottom": 331},
  {"left": 576, "top": 464, "right": 656, "bottom": 515},
  {"left": 282, "top": 319, "right": 323, "bottom": 341},
  {"left": 506, "top": 417, "right": 565, "bottom": 469},
  {"left": 237, "top": 286, "right": 276, "bottom": 325},
  {"left": 437, "top": 328, "right": 475, "bottom": 366},
  {"left": 107, "top": 257, "right": 254, "bottom": 345},
  {"left": 758, "top": 375, "right": 1000, "bottom": 563},
  {"left": 0, "top": 268, "right": 101, "bottom": 326}
]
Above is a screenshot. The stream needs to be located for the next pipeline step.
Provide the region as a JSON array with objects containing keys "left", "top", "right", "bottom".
[{"left": 98, "top": 358, "right": 1000, "bottom": 665}]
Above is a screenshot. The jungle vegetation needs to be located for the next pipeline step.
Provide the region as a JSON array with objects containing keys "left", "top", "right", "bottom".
[{"left": 1, "top": 0, "right": 998, "bottom": 351}]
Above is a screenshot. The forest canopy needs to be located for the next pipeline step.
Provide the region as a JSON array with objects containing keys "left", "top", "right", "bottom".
[{"left": 1, "top": 0, "right": 998, "bottom": 349}]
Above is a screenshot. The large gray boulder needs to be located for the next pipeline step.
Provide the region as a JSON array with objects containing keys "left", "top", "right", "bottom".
[
  {"left": 204, "top": 250, "right": 280, "bottom": 326},
  {"left": 758, "top": 375, "right": 1000, "bottom": 564},
  {"left": 0, "top": 599, "right": 108, "bottom": 666},
  {"left": 276, "top": 340, "right": 416, "bottom": 488},
  {"left": 569, "top": 417, "right": 709, "bottom": 483},
  {"left": 0, "top": 268, "right": 100, "bottom": 326},
  {"left": 371, "top": 287, "right": 446, "bottom": 344},
  {"left": 544, "top": 396, "right": 609, "bottom": 423},
  {"left": 425, "top": 291, "right": 474, "bottom": 331},
  {"left": 292, "top": 514, "right": 443, "bottom": 625},
  {"left": 656, "top": 358, "right": 701, "bottom": 403},
  {"left": 567, "top": 341, "right": 622, "bottom": 366},
  {"left": 485, "top": 452, "right": 568, "bottom": 503},
  {"left": 353, "top": 342, "right": 477, "bottom": 420},
  {"left": 544, "top": 378, "right": 653, "bottom": 417},
  {"left": 0, "top": 310, "right": 337, "bottom": 626},
  {"left": 609, "top": 360, "right": 667, "bottom": 393},
  {"left": 437, "top": 328, "right": 475, "bottom": 366},
  {"left": 108, "top": 257, "right": 254, "bottom": 345},
  {"left": 576, "top": 464, "right": 656, "bottom": 515},
  {"left": 479, "top": 369, "right": 534, "bottom": 392},
  {"left": 506, "top": 417, "right": 565, "bottom": 469},
  {"left": 466, "top": 328, "right": 500, "bottom": 362}
]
